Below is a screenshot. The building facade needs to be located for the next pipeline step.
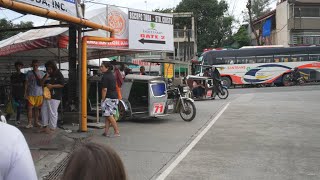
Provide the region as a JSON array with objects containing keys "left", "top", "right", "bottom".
[
  {"left": 250, "top": 0, "right": 320, "bottom": 47},
  {"left": 276, "top": 0, "right": 320, "bottom": 46}
]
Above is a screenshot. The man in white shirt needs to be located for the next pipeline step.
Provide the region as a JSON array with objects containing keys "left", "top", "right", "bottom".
[{"left": 0, "top": 122, "right": 37, "bottom": 180}]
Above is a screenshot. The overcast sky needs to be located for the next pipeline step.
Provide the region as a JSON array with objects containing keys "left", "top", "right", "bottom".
[{"left": 0, "top": 0, "right": 276, "bottom": 28}]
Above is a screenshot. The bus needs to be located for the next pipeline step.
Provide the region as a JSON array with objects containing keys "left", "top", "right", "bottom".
[{"left": 197, "top": 46, "right": 320, "bottom": 88}]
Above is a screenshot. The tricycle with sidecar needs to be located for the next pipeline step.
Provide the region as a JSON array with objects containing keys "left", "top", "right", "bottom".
[{"left": 118, "top": 74, "right": 196, "bottom": 121}]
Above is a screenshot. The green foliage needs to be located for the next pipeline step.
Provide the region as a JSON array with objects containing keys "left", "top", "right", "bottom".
[
  {"left": 233, "top": 25, "right": 250, "bottom": 48},
  {"left": 153, "top": 8, "right": 174, "bottom": 13},
  {"left": 0, "top": 18, "right": 33, "bottom": 41},
  {"left": 251, "top": 0, "right": 271, "bottom": 19},
  {"left": 174, "top": 0, "right": 233, "bottom": 51}
]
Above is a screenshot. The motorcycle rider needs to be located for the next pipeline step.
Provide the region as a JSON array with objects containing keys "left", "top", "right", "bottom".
[
  {"left": 292, "top": 67, "right": 301, "bottom": 84},
  {"left": 210, "top": 66, "right": 224, "bottom": 95}
]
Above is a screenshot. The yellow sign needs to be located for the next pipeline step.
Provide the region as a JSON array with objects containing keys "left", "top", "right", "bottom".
[{"left": 164, "top": 63, "right": 174, "bottom": 78}]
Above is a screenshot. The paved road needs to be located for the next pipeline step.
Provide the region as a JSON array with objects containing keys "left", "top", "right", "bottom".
[
  {"left": 162, "top": 85, "right": 320, "bottom": 180},
  {"left": 84, "top": 85, "right": 319, "bottom": 180},
  {"left": 90, "top": 96, "right": 228, "bottom": 180}
]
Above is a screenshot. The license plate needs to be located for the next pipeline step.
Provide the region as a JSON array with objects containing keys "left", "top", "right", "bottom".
[{"left": 168, "top": 104, "right": 174, "bottom": 110}]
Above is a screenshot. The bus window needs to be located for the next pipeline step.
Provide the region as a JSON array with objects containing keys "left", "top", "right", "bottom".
[
  {"left": 291, "top": 54, "right": 308, "bottom": 61},
  {"left": 237, "top": 57, "right": 255, "bottom": 64},
  {"left": 256, "top": 57, "right": 265, "bottom": 63},
  {"left": 261, "top": 56, "right": 273, "bottom": 63},
  {"left": 223, "top": 57, "right": 235, "bottom": 64},
  {"left": 309, "top": 54, "right": 320, "bottom": 61},
  {"left": 274, "top": 55, "right": 290, "bottom": 62}
]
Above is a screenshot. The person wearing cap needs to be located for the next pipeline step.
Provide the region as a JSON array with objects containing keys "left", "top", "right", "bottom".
[{"left": 10, "top": 61, "right": 26, "bottom": 125}]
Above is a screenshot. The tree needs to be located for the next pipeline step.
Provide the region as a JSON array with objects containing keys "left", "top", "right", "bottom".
[
  {"left": 153, "top": 8, "right": 174, "bottom": 13},
  {"left": 0, "top": 18, "right": 33, "bottom": 41},
  {"left": 251, "top": 0, "right": 271, "bottom": 19},
  {"left": 246, "top": 0, "right": 272, "bottom": 45},
  {"left": 174, "top": 0, "right": 233, "bottom": 51},
  {"left": 233, "top": 25, "right": 250, "bottom": 48}
]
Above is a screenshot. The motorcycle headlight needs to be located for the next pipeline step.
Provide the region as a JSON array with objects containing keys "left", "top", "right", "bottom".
[{"left": 183, "top": 86, "right": 189, "bottom": 92}]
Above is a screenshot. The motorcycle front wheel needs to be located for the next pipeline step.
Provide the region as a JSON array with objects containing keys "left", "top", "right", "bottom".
[
  {"left": 218, "top": 87, "right": 229, "bottom": 99},
  {"left": 179, "top": 99, "right": 196, "bottom": 122}
]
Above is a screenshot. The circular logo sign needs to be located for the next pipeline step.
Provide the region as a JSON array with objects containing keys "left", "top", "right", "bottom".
[{"left": 108, "top": 10, "right": 126, "bottom": 36}]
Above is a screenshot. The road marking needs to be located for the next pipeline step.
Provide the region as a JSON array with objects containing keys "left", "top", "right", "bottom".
[{"left": 156, "top": 103, "right": 230, "bottom": 180}]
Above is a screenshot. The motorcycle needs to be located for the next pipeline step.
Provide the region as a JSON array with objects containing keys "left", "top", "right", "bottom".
[
  {"left": 167, "top": 84, "right": 197, "bottom": 121},
  {"left": 212, "top": 79, "right": 229, "bottom": 99},
  {"left": 283, "top": 71, "right": 306, "bottom": 86}
]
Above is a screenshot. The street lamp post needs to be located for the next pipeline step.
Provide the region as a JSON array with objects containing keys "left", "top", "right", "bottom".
[{"left": 144, "top": 1, "right": 147, "bottom": 10}]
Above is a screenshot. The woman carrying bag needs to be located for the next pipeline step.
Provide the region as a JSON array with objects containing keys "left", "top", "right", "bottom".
[{"left": 40, "top": 61, "right": 64, "bottom": 134}]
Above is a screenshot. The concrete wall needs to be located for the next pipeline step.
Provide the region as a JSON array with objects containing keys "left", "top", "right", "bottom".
[{"left": 276, "top": 1, "right": 290, "bottom": 46}]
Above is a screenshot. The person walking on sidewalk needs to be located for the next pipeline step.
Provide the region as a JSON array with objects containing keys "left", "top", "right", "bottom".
[
  {"left": 0, "top": 122, "right": 37, "bottom": 180},
  {"left": 10, "top": 61, "right": 26, "bottom": 125},
  {"left": 100, "top": 62, "right": 120, "bottom": 137},
  {"left": 40, "top": 61, "right": 64, "bottom": 134},
  {"left": 25, "top": 60, "right": 45, "bottom": 128},
  {"left": 61, "top": 142, "right": 127, "bottom": 180}
]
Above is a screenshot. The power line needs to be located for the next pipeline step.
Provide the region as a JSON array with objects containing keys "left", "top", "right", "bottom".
[{"left": 10, "top": 15, "right": 26, "bottom": 22}]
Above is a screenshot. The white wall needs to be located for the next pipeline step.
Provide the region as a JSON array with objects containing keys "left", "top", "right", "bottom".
[{"left": 276, "top": 1, "right": 290, "bottom": 46}]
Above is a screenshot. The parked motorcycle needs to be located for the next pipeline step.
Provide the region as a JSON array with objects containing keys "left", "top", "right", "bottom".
[{"left": 167, "top": 84, "right": 196, "bottom": 122}]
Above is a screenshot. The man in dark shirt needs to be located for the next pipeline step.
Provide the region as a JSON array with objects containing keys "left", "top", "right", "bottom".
[
  {"left": 100, "top": 62, "right": 120, "bottom": 137},
  {"left": 210, "top": 66, "right": 223, "bottom": 95},
  {"left": 10, "top": 61, "right": 26, "bottom": 124}
]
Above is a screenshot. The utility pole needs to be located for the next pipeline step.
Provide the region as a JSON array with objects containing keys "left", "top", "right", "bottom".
[{"left": 68, "top": 24, "right": 77, "bottom": 109}]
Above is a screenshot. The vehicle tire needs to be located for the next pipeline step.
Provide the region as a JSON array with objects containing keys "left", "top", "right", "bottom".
[
  {"left": 117, "top": 101, "right": 126, "bottom": 121},
  {"left": 221, "top": 77, "right": 232, "bottom": 88},
  {"left": 217, "top": 87, "right": 229, "bottom": 99},
  {"left": 179, "top": 99, "right": 196, "bottom": 122}
]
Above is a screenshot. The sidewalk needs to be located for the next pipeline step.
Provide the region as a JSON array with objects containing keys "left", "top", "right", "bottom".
[{"left": 7, "top": 115, "right": 97, "bottom": 180}]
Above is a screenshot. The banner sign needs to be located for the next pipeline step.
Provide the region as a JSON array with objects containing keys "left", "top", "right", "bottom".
[
  {"left": 164, "top": 63, "right": 174, "bottom": 78},
  {"left": 128, "top": 9, "right": 174, "bottom": 51},
  {"left": 85, "top": 6, "right": 129, "bottom": 49},
  {"left": 15, "top": 0, "right": 79, "bottom": 17}
]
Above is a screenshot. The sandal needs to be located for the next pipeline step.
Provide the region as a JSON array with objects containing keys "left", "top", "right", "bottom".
[
  {"left": 25, "top": 124, "right": 33, "bottom": 129},
  {"left": 34, "top": 122, "right": 42, "bottom": 128},
  {"left": 113, "top": 133, "right": 120, "bottom": 137},
  {"left": 102, "top": 133, "right": 110, "bottom": 137}
]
